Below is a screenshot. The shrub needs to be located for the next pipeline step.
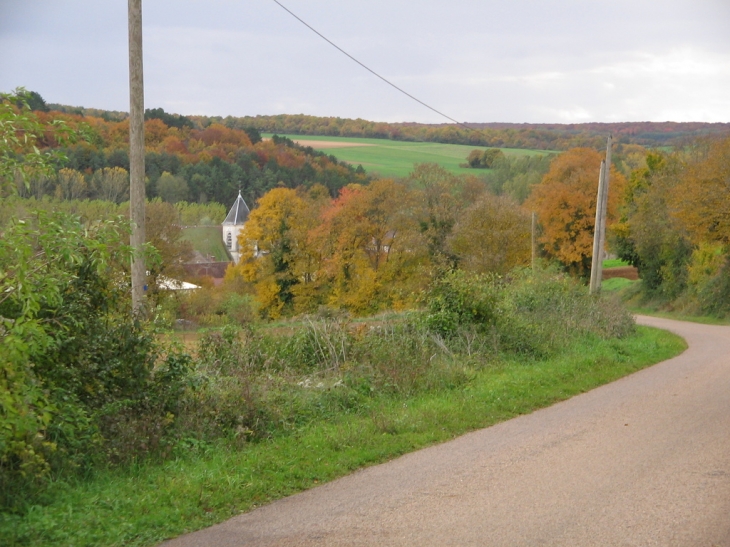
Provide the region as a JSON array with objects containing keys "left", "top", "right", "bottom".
[
  {"left": 421, "top": 270, "right": 501, "bottom": 338},
  {"left": 0, "top": 212, "right": 193, "bottom": 511},
  {"left": 421, "top": 267, "right": 634, "bottom": 358}
]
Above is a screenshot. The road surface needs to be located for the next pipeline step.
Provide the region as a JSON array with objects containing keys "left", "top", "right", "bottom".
[{"left": 162, "top": 316, "right": 730, "bottom": 546}]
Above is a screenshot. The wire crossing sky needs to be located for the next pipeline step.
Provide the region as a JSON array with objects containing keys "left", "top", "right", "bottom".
[
  {"left": 270, "top": 0, "right": 474, "bottom": 130},
  {"left": 1, "top": 0, "right": 728, "bottom": 123}
]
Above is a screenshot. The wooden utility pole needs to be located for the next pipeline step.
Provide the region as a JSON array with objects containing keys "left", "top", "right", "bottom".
[
  {"left": 589, "top": 134, "right": 613, "bottom": 295},
  {"left": 128, "top": 0, "right": 146, "bottom": 313}
]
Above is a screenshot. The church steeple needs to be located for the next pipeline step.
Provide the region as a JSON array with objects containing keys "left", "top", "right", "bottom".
[
  {"left": 223, "top": 190, "right": 250, "bottom": 226},
  {"left": 222, "top": 191, "right": 250, "bottom": 265}
]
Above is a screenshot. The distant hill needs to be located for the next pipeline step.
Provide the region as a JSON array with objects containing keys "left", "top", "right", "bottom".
[
  {"left": 202, "top": 115, "right": 730, "bottom": 151},
  {"left": 46, "top": 102, "right": 730, "bottom": 151}
]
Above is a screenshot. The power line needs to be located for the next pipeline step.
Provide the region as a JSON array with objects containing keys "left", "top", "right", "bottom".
[{"left": 270, "top": 0, "right": 474, "bottom": 132}]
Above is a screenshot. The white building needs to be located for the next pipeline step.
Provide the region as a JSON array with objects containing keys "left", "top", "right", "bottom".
[{"left": 222, "top": 191, "right": 251, "bottom": 264}]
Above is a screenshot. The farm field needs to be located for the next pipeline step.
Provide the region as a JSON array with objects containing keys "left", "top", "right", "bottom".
[
  {"left": 263, "top": 134, "right": 555, "bottom": 178},
  {"left": 181, "top": 226, "right": 229, "bottom": 262}
]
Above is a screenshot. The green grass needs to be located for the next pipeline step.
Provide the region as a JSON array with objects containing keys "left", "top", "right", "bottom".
[
  {"left": 602, "top": 258, "right": 630, "bottom": 269},
  {"left": 1, "top": 326, "right": 685, "bottom": 547},
  {"left": 602, "top": 277, "right": 636, "bottom": 293},
  {"left": 264, "top": 134, "right": 555, "bottom": 178},
  {"left": 181, "top": 226, "right": 229, "bottom": 262}
]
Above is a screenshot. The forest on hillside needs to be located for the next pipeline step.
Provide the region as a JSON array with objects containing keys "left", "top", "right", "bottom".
[{"left": 6, "top": 97, "right": 368, "bottom": 207}]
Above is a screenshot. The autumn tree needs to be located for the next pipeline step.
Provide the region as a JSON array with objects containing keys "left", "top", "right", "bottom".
[
  {"left": 446, "top": 193, "right": 531, "bottom": 275},
  {"left": 313, "top": 179, "right": 424, "bottom": 312},
  {"left": 408, "top": 163, "right": 488, "bottom": 269},
  {"left": 526, "top": 148, "right": 626, "bottom": 276},
  {"left": 615, "top": 138, "right": 730, "bottom": 301},
  {"left": 234, "top": 188, "right": 310, "bottom": 318},
  {"left": 93, "top": 167, "right": 129, "bottom": 204},
  {"left": 671, "top": 136, "right": 730, "bottom": 246},
  {"left": 55, "top": 168, "right": 87, "bottom": 200}
]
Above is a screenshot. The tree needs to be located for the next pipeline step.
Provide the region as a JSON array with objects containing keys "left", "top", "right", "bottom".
[
  {"left": 483, "top": 154, "right": 555, "bottom": 204},
  {"left": 142, "top": 199, "right": 193, "bottom": 291},
  {"left": 313, "top": 180, "right": 422, "bottom": 312},
  {"left": 93, "top": 167, "right": 130, "bottom": 204},
  {"left": 24, "top": 90, "right": 49, "bottom": 112},
  {"left": 156, "top": 171, "right": 189, "bottom": 203},
  {"left": 671, "top": 136, "right": 730, "bottom": 246},
  {"left": 447, "top": 193, "right": 531, "bottom": 275},
  {"left": 235, "top": 188, "right": 309, "bottom": 318},
  {"left": 525, "top": 148, "right": 626, "bottom": 275},
  {"left": 55, "top": 168, "right": 87, "bottom": 200},
  {"left": 464, "top": 148, "right": 504, "bottom": 169},
  {"left": 408, "top": 163, "right": 487, "bottom": 269}
]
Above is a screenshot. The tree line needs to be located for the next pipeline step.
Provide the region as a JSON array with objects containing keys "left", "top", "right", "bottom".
[{"left": 211, "top": 114, "right": 730, "bottom": 151}]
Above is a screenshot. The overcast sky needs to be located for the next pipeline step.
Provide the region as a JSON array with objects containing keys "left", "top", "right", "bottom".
[{"left": 1, "top": 0, "right": 729, "bottom": 124}]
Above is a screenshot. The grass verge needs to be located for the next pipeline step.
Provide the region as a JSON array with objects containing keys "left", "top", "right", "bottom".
[{"left": 1, "top": 326, "right": 685, "bottom": 547}]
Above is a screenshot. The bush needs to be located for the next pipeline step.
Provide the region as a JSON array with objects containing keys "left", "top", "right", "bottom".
[
  {"left": 0, "top": 212, "right": 193, "bottom": 511},
  {"left": 422, "top": 267, "right": 634, "bottom": 358},
  {"left": 422, "top": 270, "right": 501, "bottom": 338}
]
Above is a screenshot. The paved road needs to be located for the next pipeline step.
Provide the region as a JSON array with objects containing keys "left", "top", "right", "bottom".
[{"left": 162, "top": 316, "right": 730, "bottom": 546}]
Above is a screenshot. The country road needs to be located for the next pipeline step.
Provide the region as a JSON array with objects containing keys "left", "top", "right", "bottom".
[{"left": 162, "top": 316, "right": 730, "bottom": 547}]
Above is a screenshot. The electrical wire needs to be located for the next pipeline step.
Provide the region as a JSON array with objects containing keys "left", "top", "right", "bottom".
[{"left": 270, "top": 0, "right": 473, "bottom": 131}]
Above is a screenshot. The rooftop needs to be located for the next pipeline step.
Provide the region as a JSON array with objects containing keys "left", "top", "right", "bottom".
[{"left": 222, "top": 191, "right": 251, "bottom": 225}]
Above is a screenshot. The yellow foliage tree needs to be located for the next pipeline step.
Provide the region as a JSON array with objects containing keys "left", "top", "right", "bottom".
[
  {"left": 671, "top": 136, "right": 730, "bottom": 245},
  {"left": 232, "top": 187, "right": 318, "bottom": 318},
  {"left": 55, "top": 168, "right": 87, "bottom": 200}
]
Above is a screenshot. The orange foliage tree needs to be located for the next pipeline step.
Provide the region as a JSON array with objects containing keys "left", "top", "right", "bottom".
[
  {"left": 526, "top": 148, "right": 626, "bottom": 275},
  {"left": 312, "top": 179, "right": 425, "bottom": 312}
]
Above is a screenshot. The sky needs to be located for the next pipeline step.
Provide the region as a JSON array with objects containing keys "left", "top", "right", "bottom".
[{"left": 1, "top": 0, "right": 729, "bottom": 124}]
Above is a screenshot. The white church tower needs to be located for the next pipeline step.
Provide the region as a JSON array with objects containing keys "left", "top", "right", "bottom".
[{"left": 222, "top": 191, "right": 250, "bottom": 264}]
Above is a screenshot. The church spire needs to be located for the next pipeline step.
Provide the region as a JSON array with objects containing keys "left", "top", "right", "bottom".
[{"left": 223, "top": 191, "right": 250, "bottom": 225}]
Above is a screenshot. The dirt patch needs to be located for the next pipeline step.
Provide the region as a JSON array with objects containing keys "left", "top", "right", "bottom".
[{"left": 603, "top": 266, "right": 639, "bottom": 280}]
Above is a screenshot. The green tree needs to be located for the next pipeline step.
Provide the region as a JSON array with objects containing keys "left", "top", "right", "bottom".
[{"left": 156, "top": 171, "right": 190, "bottom": 203}]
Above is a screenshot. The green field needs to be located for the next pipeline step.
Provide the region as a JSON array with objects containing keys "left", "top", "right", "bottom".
[
  {"left": 264, "top": 134, "right": 555, "bottom": 178},
  {"left": 181, "top": 226, "right": 229, "bottom": 261}
]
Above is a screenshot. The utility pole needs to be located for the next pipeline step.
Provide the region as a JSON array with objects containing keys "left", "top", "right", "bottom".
[
  {"left": 589, "top": 134, "right": 612, "bottom": 295},
  {"left": 128, "top": 0, "right": 146, "bottom": 313}
]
